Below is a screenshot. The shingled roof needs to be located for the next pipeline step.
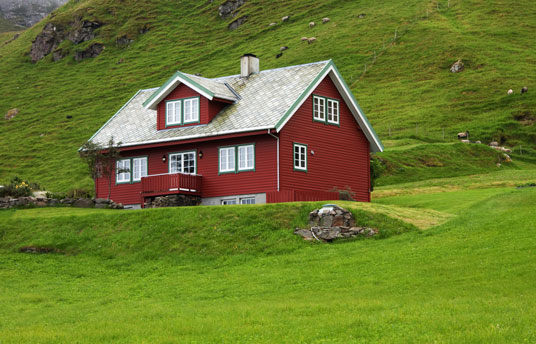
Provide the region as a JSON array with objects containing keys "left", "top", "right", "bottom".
[{"left": 88, "top": 60, "right": 383, "bottom": 152}]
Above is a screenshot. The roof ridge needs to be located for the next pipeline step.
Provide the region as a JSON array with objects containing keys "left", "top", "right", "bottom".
[{"left": 210, "top": 60, "right": 331, "bottom": 80}]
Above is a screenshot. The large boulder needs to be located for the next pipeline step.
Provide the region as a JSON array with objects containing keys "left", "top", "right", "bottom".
[
  {"left": 68, "top": 17, "right": 102, "bottom": 44},
  {"left": 295, "top": 204, "right": 377, "bottom": 242},
  {"left": 73, "top": 198, "right": 94, "bottom": 208}
]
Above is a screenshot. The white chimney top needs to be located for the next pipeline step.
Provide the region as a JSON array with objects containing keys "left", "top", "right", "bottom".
[{"left": 240, "top": 53, "right": 259, "bottom": 78}]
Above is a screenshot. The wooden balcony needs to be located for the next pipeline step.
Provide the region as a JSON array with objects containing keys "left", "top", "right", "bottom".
[{"left": 141, "top": 173, "right": 202, "bottom": 198}]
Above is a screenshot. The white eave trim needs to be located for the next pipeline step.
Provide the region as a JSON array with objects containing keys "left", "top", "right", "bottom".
[{"left": 144, "top": 76, "right": 214, "bottom": 110}]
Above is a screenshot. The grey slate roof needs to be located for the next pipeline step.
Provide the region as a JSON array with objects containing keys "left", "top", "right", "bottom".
[{"left": 90, "top": 61, "right": 330, "bottom": 148}]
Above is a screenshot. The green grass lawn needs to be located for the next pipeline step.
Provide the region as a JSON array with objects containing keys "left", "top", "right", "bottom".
[{"left": 1, "top": 184, "right": 535, "bottom": 342}]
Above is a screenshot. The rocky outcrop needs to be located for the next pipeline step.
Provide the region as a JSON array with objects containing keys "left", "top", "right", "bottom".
[
  {"left": 30, "top": 22, "right": 64, "bottom": 62},
  {"left": 30, "top": 17, "right": 103, "bottom": 62},
  {"left": 0, "top": 0, "right": 68, "bottom": 28},
  {"left": 68, "top": 17, "right": 101, "bottom": 44},
  {"left": 218, "top": 0, "right": 246, "bottom": 19},
  {"left": 74, "top": 43, "right": 104, "bottom": 61},
  {"left": 295, "top": 204, "right": 378, "bottom": 242},
  {"left": 144, "top": 194, "right": 201, "bottom": 208}
]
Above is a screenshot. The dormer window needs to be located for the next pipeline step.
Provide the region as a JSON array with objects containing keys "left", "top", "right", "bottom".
[{"left": 165, "top": 97, "right": 200, "bottom": 127}]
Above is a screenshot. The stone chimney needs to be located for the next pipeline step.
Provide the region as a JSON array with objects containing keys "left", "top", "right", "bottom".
[{"left": 240, "top": 53, "right": 259, "bottom": 78}]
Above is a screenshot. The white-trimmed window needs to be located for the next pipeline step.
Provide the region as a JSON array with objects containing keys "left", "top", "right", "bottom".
[
  {"left": 166, "top": 100, "right": 181, "bottom": 125},
  {"left": 169, "top": 151, "right": 196, "bottom": 174},
  {"left": 183, "top": 98, "right": 199, "bottom": 123},
  {"left": 116, "top": 159, "right": 131, "bottom": 183},
  {"left": 313, "top": 95, "right": 339, "bottom": 125},
  {"left": 327, "top": 99, "right": 339, "bottom": 124},
  {"left": 219, "top": 147, "right": 235, "bottom": 173},
  {"left": 238, "top": 145, "right": 255, "bottom": 171},
  {"left": 165, "top": 97, "right": 199, "bottom": 126},
  {"left": 293, "top": 143, "right": 307, "bottom": 171},
  {"left": 313, "top": 96, "right": 325, "bottom": 122},
  {"left": 221, "top": 199, "right": 237, "bottom": 205},
  {"left": 240, "top": 197, "right": 256, "bottom": 205},
  {"left": 132, "top": 157, "right": 148, "bottom": 182},
  {"left": 116, "top": 156, "right": 147, "bottom": 184}
]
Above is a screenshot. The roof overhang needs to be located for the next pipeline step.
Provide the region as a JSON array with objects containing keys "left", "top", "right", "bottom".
[
  {"left": 142, "top": 71, "right": 236, "bottom": 110},
  {"left": 274, "top": 60, "right": 384, "bottom": 153}
]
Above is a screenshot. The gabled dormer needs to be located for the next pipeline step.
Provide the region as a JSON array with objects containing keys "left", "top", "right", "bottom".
[{"left": 143, "top": 68, "right": 240, "bottom": 130}]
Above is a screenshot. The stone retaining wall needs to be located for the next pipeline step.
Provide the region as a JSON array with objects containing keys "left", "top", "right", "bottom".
[{"left": 0, "top": 196, "right": 123, "bottom": 209}]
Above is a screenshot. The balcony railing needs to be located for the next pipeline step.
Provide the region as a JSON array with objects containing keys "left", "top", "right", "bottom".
[{"left": 141, "top": 173, "right": 202, "bottom": 196}]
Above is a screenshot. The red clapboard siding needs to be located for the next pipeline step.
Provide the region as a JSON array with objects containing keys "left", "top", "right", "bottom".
[
  {"left": 279, "top": 75, "right": 371, "bottom": 202},
  {"left": 95, "top": 134, "right": 278, "bottom": 205}
]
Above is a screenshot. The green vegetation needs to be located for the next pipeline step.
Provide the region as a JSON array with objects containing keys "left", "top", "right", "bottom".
[
  {"left": 0, "top": 0, "right": 535, "bottom": 192},
  {"left": 1, "top": 184, "right": 535, "bottom": 342}
]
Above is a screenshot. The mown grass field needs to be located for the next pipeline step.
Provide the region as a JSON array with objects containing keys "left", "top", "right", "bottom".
[
  {"left": 0, "top": 0, "right": 535, "bottom": 192},
  {"left": 1, "top": 166, "right": 535, "bottom": 343}
]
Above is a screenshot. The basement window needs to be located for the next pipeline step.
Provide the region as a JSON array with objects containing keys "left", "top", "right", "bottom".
[
  {"left": 221, "top": 199, "right": 237, "bottom": 205},
  {"left": 240, "top": 197, "right": 256, "bottom": 205}
]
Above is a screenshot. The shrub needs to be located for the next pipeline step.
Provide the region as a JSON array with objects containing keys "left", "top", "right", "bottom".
[{"left": 0, "top": 176, "right": 41, "bottom": 198}]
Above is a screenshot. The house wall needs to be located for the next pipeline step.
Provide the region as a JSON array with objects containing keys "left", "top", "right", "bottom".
[
  {"left": 95, "top": 134, "right": 278, "bottom": 205},
  {"left": 278, "top": 75, "right": 371, "bottom": 202},
  {"left": 156, "top": 84, "right": 228, "bottom": 130}
]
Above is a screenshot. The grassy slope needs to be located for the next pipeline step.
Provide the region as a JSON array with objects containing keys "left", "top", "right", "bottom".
[
  {"left": 0, "top": 0, "right": 535, "bottom": 192},
  {"left": 1, "top": 186, "right": 535, "bottom": 342}
]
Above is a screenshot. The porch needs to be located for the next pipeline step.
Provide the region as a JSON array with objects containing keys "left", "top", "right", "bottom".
[{"left": 140, "top": 173, "right": 202, "bottom": 205}]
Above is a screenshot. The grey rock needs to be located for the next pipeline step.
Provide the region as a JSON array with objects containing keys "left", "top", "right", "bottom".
[
  {"left": 218, "top": 0, "right": 246, "bottom": 19},
  {"left": 74, "top": 43, "right": 104, "bottom": 61},
  {"left": 68, "top": 17, "right": 101, "bottom": 44},
  {"left": 72, "top": 198, "right": 94, "bottom": 208},
  {"left": 116, "top": 35, "right": 134, "bottom": 46},
  {"left": 228, "top": 16, "right": 248, "bottom": 30},
  {"left": 450, "top": 59, "right": 464, "bottom": 73},
  {"left": 30, "top": 22, "right": 65, "bottom": 62},
  {"left": 5, "top": 108, "right": 19, "bottom": 120},
  {"left": 95, "top": 198, "right": 110, "bottom": 204}
]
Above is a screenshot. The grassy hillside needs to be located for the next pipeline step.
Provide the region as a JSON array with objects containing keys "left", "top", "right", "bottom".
[
  {"left": 1, "top": 180, "right": 535, "bottom": 342},
  {"left": 0, "top": 0, "right": 535, "bottom": 192}
]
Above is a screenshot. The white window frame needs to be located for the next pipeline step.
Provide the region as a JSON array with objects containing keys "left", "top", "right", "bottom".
[
  {"left": 183, "top": 98, "right": 200, "bottom": 124},
  {"left": 132, "top": 157, "right": 148, "bottom": 182},
  {"left": 166, "top": 100, "right": 181, "bottom": 126},
  {"left": 169, "top": 151, "right": 197, "bottom": 175},
  {"left": 221, "top": 199, "right": 237, "bottom": 205},
  {"left": 165, "top": 97, "right": 200, "bottom": 126},
  {"left": 293, "top": 143, "right": 307, "bottom": 172},
  {"left": 327, "top": 98, "right": 339, "bottom": 125},
  {"left": 313, "top": 95, "right": 326, "bottom": 122},
  {"left": 219, "top": 147, "right": 236, "bottom": 173},
  {"left": 116, "top": 156, "right": 147, "bottom": 184},
  {"left": 238, "top": 145, "right": 255, "bottom": 171},
  {"left": 116, "top": 159, "right": 131, "bottom": 184},
  {"left": 240, "top": 197, "right": 256, "bottom": 205}
]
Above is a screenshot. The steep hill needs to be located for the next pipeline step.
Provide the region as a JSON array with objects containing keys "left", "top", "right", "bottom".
[{"left": 0, "top": 0, "right": 535, "bottom": 192}]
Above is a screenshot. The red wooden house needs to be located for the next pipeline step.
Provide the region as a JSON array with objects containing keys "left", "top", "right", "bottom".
[{"left": 86, "top": 55, "right": 383, "bottom": 208}]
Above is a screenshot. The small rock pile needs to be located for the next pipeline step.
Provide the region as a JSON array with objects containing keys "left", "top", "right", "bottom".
[
  {"left": 144, "top": 194, "right": 201, "bottom": 208},
  {"left": 294, "top": 204, "right": 378, "bottom": 242},
  {"left": 0, "top": 196, "right": 123, "bottom": 209}
]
